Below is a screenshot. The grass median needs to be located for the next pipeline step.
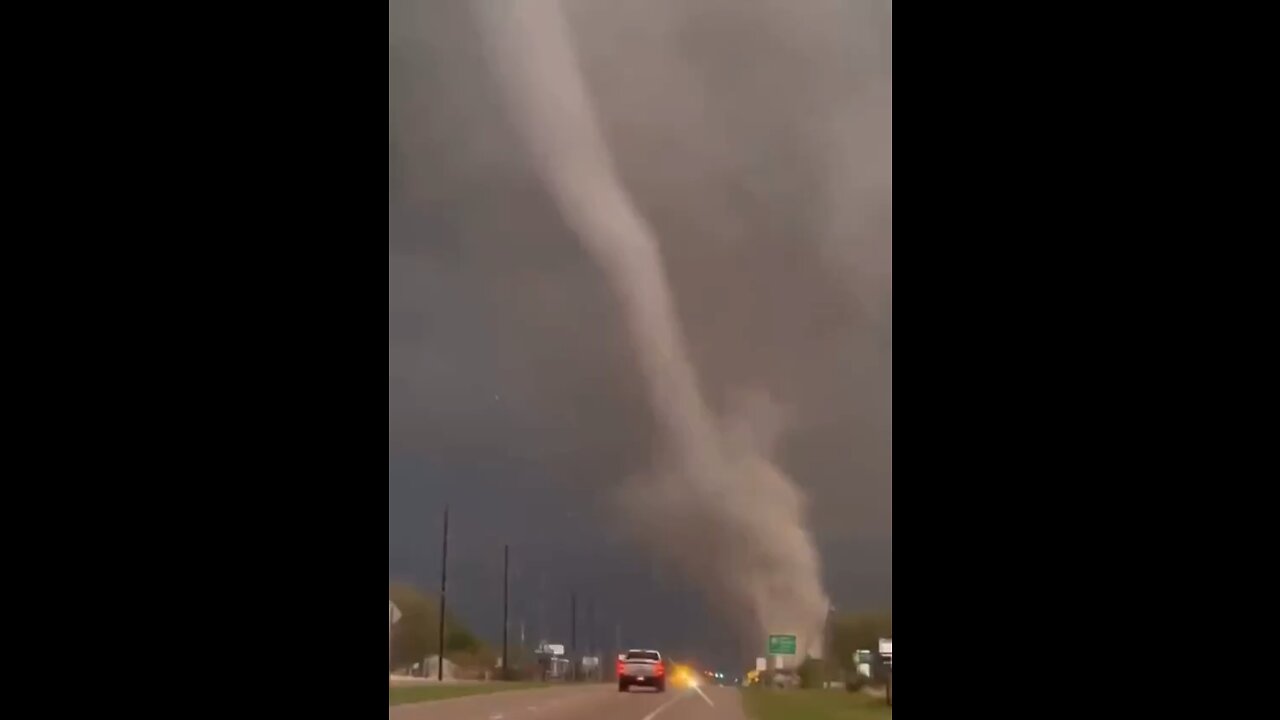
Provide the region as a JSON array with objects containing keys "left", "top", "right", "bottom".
[
  {"left": 388, "top": 682, "right": 551, "bottom": 706},
  {"left": 741, "top": 688, "right": 891, "bottom": 720}
]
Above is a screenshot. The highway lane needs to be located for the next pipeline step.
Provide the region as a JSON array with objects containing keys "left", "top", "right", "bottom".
[{"left": 389, "top": 684, "right": 746, "bottom": 720}]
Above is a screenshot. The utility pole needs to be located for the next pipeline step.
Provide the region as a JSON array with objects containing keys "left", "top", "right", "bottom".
[
  {"left": 569, "top": 591, "right": 577, "bottom": 681},
  {"left": 823, "top": 605, "right": 833, "bottom": 688},
  {"left": 437, "top": 506, "right": 449, "bottom": 682},
  {"left": 502, "top": 544, "right": 509, "bottom": 680},
  {"left": 535, "top": 573, "right": 545, "bottom": 649},
  {"left": 586, "top": 598, "right": 594, "bottom": 681}
]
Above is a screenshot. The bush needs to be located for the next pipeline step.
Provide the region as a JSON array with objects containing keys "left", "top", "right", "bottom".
[{"left": 798, "top": 658, "right": 823, "bottom": 689}]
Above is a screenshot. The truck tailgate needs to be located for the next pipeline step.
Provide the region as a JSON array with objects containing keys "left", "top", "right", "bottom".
[{"left": 624, "top": 660, "right": 659, "bottom": 677}]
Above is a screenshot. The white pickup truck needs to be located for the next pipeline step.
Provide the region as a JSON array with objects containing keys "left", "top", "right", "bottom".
[{"left": 617, "top": 649, "right": 666, "bottom": 692}]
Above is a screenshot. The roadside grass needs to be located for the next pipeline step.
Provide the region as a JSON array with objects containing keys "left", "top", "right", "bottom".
[
  {"left": 741, "top": 688, "right": 891, "bottom": 720},
  {"left": 388, "top": 682, "right": 551, "bottom": 706}
]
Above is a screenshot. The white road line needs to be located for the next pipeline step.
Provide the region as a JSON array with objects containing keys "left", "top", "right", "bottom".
[
  {"left": 692, "top": 685, "right": 715, "bottom": 707},
  {"left": 641, "top": 690, "right": 692, "bottom": 720}
]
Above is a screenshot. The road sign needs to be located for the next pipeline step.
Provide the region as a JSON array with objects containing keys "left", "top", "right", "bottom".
[
  {"left": 755, "top": 657, "right": 767, "bottom": 672},
  {"left": 768, "top": 634, "right": 797, "bottom": 655},
  {"left": 388, "top": 601, "right": 402, "bottom": 675}
]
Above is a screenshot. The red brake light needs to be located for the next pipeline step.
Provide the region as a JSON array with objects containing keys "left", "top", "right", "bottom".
[
  {"left": 655, "top": 662, "right": 665, "bottom": 675},
  {"left": 616, "top": 660, "right": 625, "bottom": 675}
]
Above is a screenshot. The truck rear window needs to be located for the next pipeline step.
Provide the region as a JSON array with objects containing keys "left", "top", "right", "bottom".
[{"left": 626, "top": 651, "right": 660, "bottom": 661}]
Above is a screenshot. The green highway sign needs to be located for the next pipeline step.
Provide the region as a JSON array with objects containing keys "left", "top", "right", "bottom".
[{"left": 767, "top": 634, "right": 797, "bottom": 655}]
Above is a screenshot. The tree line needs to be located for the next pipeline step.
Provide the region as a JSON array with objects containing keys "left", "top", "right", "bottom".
[
  {"left": 389, "top": 582, "right": 490, "bottom": 673},
  {"left": 794, "top": 611, "right": 892, "bottom": 687}
]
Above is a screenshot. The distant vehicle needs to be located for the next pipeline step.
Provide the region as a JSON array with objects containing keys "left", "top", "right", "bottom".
[
  {"left": 617, "top": 649, "right": 666, "bottom": 692},
  {"left": 770, "top": 669, "right": 800, "bottom": 689}
]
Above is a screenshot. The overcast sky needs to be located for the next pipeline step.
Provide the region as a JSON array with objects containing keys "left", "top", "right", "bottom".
[{"left": 390, "top": 0, "right": 891, "bottom": 670}]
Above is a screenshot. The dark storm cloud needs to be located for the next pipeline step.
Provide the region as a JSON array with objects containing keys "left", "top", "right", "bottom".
[{"left": 390, "top": 0, "right": 890, "bottom": 663}]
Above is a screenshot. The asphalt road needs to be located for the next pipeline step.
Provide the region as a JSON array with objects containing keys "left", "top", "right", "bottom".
[{"left": 389, "top": 683, "right": 746, "bottom": 720}]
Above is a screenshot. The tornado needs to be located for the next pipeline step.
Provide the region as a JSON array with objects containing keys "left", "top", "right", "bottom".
[{"left": 473, "top": 0, "right": 831, "bottom": 657}]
